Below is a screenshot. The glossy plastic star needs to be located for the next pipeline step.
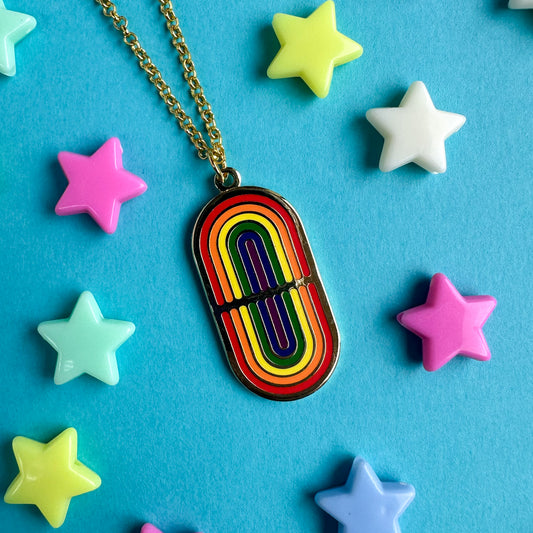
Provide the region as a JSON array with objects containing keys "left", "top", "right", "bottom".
[
  {"left": 315, "top": 457, "right": 415, "bottom": 533},
  {"left": 38, "top": 291, "right": 135, "bottom": 385},
  {"left": 0, "top": 0, "right": 36, "bottom": 76},
  {"left": 366, "top": 81, "right": 466, "bottom": 173},
  {"left": 267, "top": 0, "right": 363, "bottom": 98},
  {"left": 509, "top": 0, "right": 533, "bottom": 8},
  {"left": 141, "top": 524, "right": 202, "bottom": 533},
  {"left": 397, "top": 273, "right": 497, "bottom": 371},
  {"left": 4, "top": 428, "right": 101, "bottom": 528},
  {"left": 141, "top": 525, "right": 163, "bottom": 533},
  {"left": 56, "top": 137, "right": 147, "bottom": 234}
]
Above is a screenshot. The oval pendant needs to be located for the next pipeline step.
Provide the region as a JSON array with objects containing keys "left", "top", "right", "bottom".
[{"left": 192, "top": 187, "right": 340, "bottom": 401}]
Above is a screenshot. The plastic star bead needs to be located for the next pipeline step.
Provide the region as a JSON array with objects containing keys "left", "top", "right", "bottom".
[
  {"left": 4, "top": 428, "right": 101, "bottom": 528},
  {"left": 56, "top": 137, "right": 147, "bottom": 234},
  {"left": 509, "top": 0, "right": 533, "bottom": 8},
  {"left": 141, "top": 524, "right": 202, "bottom": 533},
  {"left": 397, "top": 273, "right": 497, "bottom": 372},
  {"left": 267, "top": 0, "right": 363, "bottom": 98},
  {"left": 38, "top": 291, "right": 135, "bottom": 385},
  {"left": 141, "top": 525, "right": 163, "bottom": 533},
  {"left": 315, "top": 457, "right": 415, "bottom": 533},
  {"left": 0, "top": 0, "right": 36, "bottom": 76},
  {"left": 366, "top": 81, "right": 466, "bottom": 174}
]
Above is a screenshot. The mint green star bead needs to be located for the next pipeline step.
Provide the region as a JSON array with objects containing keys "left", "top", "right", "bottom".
[
  {"left": 0, "top": 0, "right": 36, "bottom": 77},
  {"left": 38, "top": 291, "right": 135, "bottom": 385}
]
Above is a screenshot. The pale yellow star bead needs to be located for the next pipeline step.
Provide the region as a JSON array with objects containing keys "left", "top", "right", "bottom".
[
  {"left": 4, "top": 428, "right": 101, "bottom": 528},
  {"left": 267, "top": 0, "right": 363, "bottom": 98}
]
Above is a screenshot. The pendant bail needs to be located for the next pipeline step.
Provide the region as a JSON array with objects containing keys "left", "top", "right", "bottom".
[
  {"left": 213, "top": 167, "right": 241, "bottom": 191},
  {"left": 208, "top": 148, "right": 240, "bottom": 191}
]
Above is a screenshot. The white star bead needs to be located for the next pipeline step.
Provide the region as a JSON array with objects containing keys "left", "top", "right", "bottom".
[
  {"left": 366, "top": 81, "right": 466, "bottom": 174},
  {"left": 509, "top": 0, "right": 533, "bottom": 8}
]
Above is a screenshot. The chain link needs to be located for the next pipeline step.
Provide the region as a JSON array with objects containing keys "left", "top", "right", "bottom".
[{"left": 94, "top": 0, "right": 226, "bottom": 168}]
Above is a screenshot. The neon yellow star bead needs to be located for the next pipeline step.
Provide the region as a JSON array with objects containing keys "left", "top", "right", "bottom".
[
  {"left": 4, "top": 428, "right": 101, "bottom": 528},
  {"left": 267, "top": 0, "right": 362, "bottom": 98}
]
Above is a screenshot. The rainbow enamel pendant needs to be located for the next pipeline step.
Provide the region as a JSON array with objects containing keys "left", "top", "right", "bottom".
[{"left": 192, "top": 185, "right": 340, "bottom": 401}]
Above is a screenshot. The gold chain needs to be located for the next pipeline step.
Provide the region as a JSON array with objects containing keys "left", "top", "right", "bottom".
[{"left": 94, "top": 0, "right": 226, "bottom": 171}]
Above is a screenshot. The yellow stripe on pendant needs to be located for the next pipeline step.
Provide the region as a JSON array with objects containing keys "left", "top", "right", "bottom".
[
  {"left": 239, "top": 288, "right": 314, "bottom": 377},
  {"left": 218, "top": 213, "right": 293, "bottom": 300}
]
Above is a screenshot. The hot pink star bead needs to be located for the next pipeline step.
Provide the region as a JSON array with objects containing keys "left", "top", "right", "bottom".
[
  {"left": 141, "top": 525, "right": 202, "bottom": 533},
  {"left": 397, "top": 273, "right": 496, "bottom": 371},
  {"left": 56, "top": 137, "right": 147, "bottom": 234},
  {"left": 141, "top": 525, "right": 162, "bottom": 533}
]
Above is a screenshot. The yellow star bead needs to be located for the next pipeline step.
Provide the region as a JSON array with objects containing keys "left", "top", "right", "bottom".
[
  {"left": 4, "top": 428, "right": 101, "bottom": 528},
  {"left": 267, "top": 0, "right": 362, "bottom": 98}
]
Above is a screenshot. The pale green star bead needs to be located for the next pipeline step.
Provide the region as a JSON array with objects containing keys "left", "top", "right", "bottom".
[
  {"left": 0, "top": 0, "right": 36, "bottom": 76},
  {"left": 38, "top": 291, "right": 135, "bottom": 385}
]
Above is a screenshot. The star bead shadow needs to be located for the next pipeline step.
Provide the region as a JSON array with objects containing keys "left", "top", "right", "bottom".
[
  {"left": 48, "top": 158, "right": 67, "bottom": 215},
  {"left": 308, "top": 456, "right": 356, "bottom": 533},
  {"left": 127, "top": 525, "right": 199, "bottom": 533},
  {"left": 32, "top": 324, "right": 58, "bottom": 381},
  {"left": 353, "top": 114, "right": 384, "bottom": 173},
  {"left": 33, "top": 290, "right": 83, "bottom": 382},
  {"left": 256, "top": 23, "right": 280, "bottom": 80},
  {"left": 1, "top": 439, "right": 19, "bottom": 497},
  {"left": 129, "top": 524, "right": 203, "bottom": 533},
  {"left": 389, "top": 273, "right": 432, "bottom": 366},
  {"left": 493, "top": 0, "right": 511, "bottom": 10}
]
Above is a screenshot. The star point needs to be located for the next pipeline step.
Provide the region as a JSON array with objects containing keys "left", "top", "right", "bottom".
[
  {"left": 141, "top": 525, "right": 163, "bottom": 533},
  {"left": 0, "top": 0, "right": 36, "bottom": 76},
  {"left": 509, "top": 0, "right": 533, "bottom": 8},
  {"left": 4, "top": 428, "right": 101, "bottom": 528},
  {"left": 315, "top": 457, "right": 415, "bottom": 533},
  {"left": 267, "top": 0, "right": 363, "bottom": 98},
  {"left": 366, "top": 81, "right": 466, "bottom": 174},
  {"left": 38, "top": 291, "right": 135, "bottom": 385},
  {"left": 397, "top": 273, "right": 496, "bottom": 371},
  {"left": 56, "top": 137, "right": 147, "bottom": 234}
]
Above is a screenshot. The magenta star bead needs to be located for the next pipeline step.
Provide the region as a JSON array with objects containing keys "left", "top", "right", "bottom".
[
  {"left": 141, "top": 525, "right": 163, "bottom": 533},
  {"left": 141, "top": 525, "right": 202, "bottom": 533},
  {"left": 397, "top": 273, "right": 496, "bottom": 371},
  {"left": 56, "top": 137, "right": 147, "bottom": 234}
]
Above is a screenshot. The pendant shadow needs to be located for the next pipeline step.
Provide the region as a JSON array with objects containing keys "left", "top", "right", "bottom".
[{"left": 178, "top": 196, "right": 236, "bottom": 384}]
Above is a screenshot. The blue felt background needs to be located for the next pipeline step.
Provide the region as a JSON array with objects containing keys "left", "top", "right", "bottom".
[{"left": 0, "top": 1, "right": 532, "bottom": 532}]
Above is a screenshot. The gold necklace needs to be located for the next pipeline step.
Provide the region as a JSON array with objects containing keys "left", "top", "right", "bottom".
[{"left": 95, "top": 0, "right": 339, "bottom": 401}]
